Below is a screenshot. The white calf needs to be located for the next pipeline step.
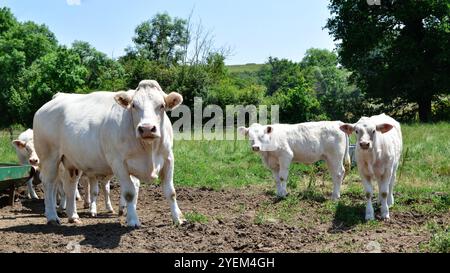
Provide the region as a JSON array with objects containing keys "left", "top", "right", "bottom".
[
  {"left": 12, "top": 129, "right": 39, "bottom": 199},
  {"left": 239, "top": 122, "right": 350, "bottom": 199},
  {"left": 340, "top": 113, "right": 402, "bottom": 220}
]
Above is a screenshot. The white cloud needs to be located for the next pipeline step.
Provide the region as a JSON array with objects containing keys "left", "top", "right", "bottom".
[{"left": 66, "top": 0, "right": 81, "bottom": 6}]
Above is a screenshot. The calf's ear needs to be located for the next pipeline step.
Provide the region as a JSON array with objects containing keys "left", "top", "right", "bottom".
[
  {"left": 339, "top": 124, "right": 354, "bottom": 135},
  {"left": 114, "top": 91, "right": 132, "bottom": 109},
  {"left": 12, "top": 140, "right": 26, "bottom": 149},
  {"left": 237, "top": 126, "right": 249, "bottom": 136},
  {"left": 376, "top": 123, "right": 393, "bottom": 134},
  {"left": 165, "top": 92, "right": 183, "bottom": 110},
  {"left": 265, "top": 126, "right": 273, "bottom": 134}
]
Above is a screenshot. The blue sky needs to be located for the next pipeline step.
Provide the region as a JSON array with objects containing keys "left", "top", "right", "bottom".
[{"left": 0, "top": 0, "right": 336, "bottom": 65}]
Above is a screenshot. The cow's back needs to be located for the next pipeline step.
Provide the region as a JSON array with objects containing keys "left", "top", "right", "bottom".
[
  {"left": 278, "top": 121, "right": 346, "bottom": 163},
  {"left": 33, "top": 92, "right": 120, "bottom": 173}
]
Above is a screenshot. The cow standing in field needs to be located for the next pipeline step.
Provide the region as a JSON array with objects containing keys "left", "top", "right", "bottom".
[
  {"left": 12, "top": 129, "right": 40, "bottom": 199},
  {"left": 340, "top": 113, "right": 402, "bottom": 220},
  {"left": 239, "top": 122, "right": 350, "bottom": 200},
  {"left": 33, "top": 80, "right": 184, "bottom": 227},
  {"left": 13, "top": 129, "right": 83, "bottom": 203}
]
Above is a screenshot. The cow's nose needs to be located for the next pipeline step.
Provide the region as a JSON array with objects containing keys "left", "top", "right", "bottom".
[
  {"left": 29, "top": 158, "right": 39, "bottom": 165},
  {"left": 359, "top": 142, "right": 370, "bottom": 150},
  {"left": 252, "top": 146, "right": 260, "bottom": 152},
  {"left": 138, "top": 124, "right": 158, "bottom": 138}
]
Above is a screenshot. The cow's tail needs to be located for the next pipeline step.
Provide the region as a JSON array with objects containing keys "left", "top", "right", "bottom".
[{"left": 344, "top": 133, "right": 351, "bottom": 173}]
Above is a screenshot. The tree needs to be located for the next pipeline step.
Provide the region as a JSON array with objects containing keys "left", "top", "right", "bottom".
[
  {"left": 71, "top": 41, "right": 126, "bottom": 91},
  {"left": 258, "top": 57, "right": 305, "bottom": 95},
  {"left": 300, "top": 48, "right": 364, "bottom": 121},
  {"left": 326, "top": 0, "right": 450, "bottom": 122},
  {"left": 126, "top": 13, "right": 189, "bottom": 66},
  {"left": 268, "top": 85, "right": 326, "bottom": 124},
  {"left": 0, "top": 8, "right": 58, "bottom": 126},
  {"left": 9, "top": 46, "right": 88, "bottom": 125}
]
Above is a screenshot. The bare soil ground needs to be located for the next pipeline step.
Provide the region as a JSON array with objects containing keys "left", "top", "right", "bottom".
[{"left": 0, "top": 183, "right": 447, "bottom": 253}]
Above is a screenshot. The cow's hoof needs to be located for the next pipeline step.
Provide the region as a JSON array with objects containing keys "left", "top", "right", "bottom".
[
  {"left": 47, "top": 219, "right": 61, "bottom": 226},
  {"left": 365, "top": 215, "right": 375, "bottom": 221},
  {"left": 126, "top": 220, "right": 141, "bottom": 228},
  {"left": 83, "top": 204, "right": 90, "bottom": 209},
  {"left": 118, "top": 209, "right": 125, "bottom": 217},
  {"left": 107, "top": 209, "right": 115, "bottom": 214},
  {"left": 90, "top": 213, "right": 97, "bottom": 218},
  {"left": 69, "top": 218, "right": 82, "bottom": 224}
]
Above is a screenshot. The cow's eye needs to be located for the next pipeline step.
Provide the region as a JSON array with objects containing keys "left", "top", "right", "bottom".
[
  {"left": 131, "top": 103, "right": 135, "bottom": 109},
  {"left": 160, "top": 104, "right": 165, "bottom": 110},
  {"left": 355, "top": 130, "right": 359, "bottom": 134},
  {"left": 372, "top": 130, "right": 376, "bottom": 134}
]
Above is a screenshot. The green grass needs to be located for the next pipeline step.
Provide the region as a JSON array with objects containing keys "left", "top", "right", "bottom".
[
  {"left": 421, "top": 220, "right": 450, "bottom": 253},
  {"left": 0, "top": 130, "right": 20, "bottom": 163},
  {"left": 1, "top": 123, "right": 449, "bottom": 251},
  {"left": 227, "top": 63, "right": 265, "bottom": 74},
  {"left": 184, "top": 211, "right": 209, "bottom": 224}
]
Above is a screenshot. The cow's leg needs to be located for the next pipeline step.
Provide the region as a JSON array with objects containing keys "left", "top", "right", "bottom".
[
  {"left": 26, "top": 178, "right": 39, "bottom": 199},
  {"left": 88, "top": 178, "right": 99, "bottom": 217},
  {"left": 118, "top": 194, "right": 126, "bottom": 216},
  {"left": 79, "top": 176, "right": 90, "bottom": 209},
  {"left": 378, "top": 174, "right": 392, "bottom": 220},
  {"left": 326, "top": 159, "right": 345, "bottom": 201},
  {"left": 75, "top": 187, "right": 82, "bottom": 201},
  {"left": 112, "top": 163, "right": 140, "bottom": 227},
  {"left": 160, "top": 155, "right": 184, "bottom": 225},
  {"left": 388, "top": 163, "right": 398, "bottom": 207},
  {"left": 41, "top": 158, "right": 60, "bottom": 225},
  {"left": 102, "top": 180, "right": 114, "bottom": 214},
  {"left": 271, "top": 170, "right": 283, "bottom": 198},
  {"left": 56, "top": 178, "right": 66, "bottom": 214},
  {"left": 362, "top": 176, "right": 375, "bottom": 221},
  {"left": 61, "top": 169, "right": 81, "bottom": 224},
  {"left": 277, "top": 156, "right": 292, "bottom": 198}
]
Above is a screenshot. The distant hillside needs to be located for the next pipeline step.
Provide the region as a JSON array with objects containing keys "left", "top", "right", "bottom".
[{"left": 227, "top": 63, "right": 265, "bottom": 74}]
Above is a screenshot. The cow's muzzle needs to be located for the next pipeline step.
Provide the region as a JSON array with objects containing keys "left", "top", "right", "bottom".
[
  {"left": 359, "top": 141, "right": 370, "bottom": 150},
  {"left": 137, "top": 124, "right": 160, "bottom": 139}
]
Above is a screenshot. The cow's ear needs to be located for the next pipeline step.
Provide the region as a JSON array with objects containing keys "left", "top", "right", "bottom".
[
  {"left": 165, "top": 92, "right": 183, "bottom": 110},
  {"left": 237, "top": 126, "right": 249, "bottom": 136},
  {"left": 12, "top": 140, "right": 26, "bottom": 149},
  {"left": 376, "top": 123, "right": 393, "bottom": 134},
  {"left": 340, "top": 124, "right": 354, "bottom": 135},
  {"left": 265, "top": 126, "right": 273, "bottom": 134},
  {"left": 114, "top": 91, "right": 132, "bottom": 109}
]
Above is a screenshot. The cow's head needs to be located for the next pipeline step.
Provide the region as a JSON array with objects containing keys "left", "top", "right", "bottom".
[
  {"left": 12, "top": 139, "right": 39, "bottom": 166},
  {"left": 114, "top": 80, "right": 183, "bottom": 142},
  {"left": 238, "top": 123, "right": 276, "bottom": 152},
  {"left": 340, "top": 119, "right": 393, "bottom": 151}
]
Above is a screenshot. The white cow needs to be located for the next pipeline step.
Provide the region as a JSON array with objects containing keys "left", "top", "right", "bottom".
[
  {"left": 239, "top": 122, "right": 350, "bottom": 199},
  {"left": 33, "top": 80, "right": 184, "bottom": 227},
  {"left": 13, "top": 129, "right": 82, "bottom": 203},
  {"left": 78, "top": 175, "right": 115, "bottom": 217},
  {"left": 340, "top": 113, "right": 402, "bottom": 220},
  {"left": 12, "top": 129, "right": 40, "bottom": 199}
]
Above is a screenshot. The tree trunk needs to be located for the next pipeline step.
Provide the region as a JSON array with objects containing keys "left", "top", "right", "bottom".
[{"left": 418, "top": 97, "right": 432, "bottom": 123}]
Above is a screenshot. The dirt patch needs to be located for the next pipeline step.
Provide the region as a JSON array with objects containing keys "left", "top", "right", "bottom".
[{"left": 0, "top": 183, "right": 447, "bottom": 253}]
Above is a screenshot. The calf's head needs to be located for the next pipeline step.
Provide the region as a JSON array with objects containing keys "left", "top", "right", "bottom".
[
  {"left": 238, "top": 123, "right": 275, "bottom": 152},
  {"left": 114, "top": 80, "right": 183, "bottom": 142},
  {"left": 12, "top": 139, "right": 39, "bottom": 166},
  {"left": 340, "top": 119, "right": 393, "bottom": 151}
]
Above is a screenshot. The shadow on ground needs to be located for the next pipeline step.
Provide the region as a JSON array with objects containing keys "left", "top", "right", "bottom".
[{"left": 0, "top": 222, "right": 130, "bottom": 250}]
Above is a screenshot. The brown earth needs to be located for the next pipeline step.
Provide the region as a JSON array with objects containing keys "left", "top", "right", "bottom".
[{"left": 0, "top": 183, "right": 447, "bottom": 253}]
